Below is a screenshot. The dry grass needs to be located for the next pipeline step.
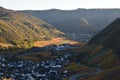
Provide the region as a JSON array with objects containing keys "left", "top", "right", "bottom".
[
  {"left": 81, "top": 66, "right": 120, "bottom": 80},
  {"left": 88, "top": 49, "right": 120, "bottom": 70},
  {"left": 21, "top": 51, "right": 51, "bottom": 61},
  {"left": 34, "top": 37, "right": 80, "bottom": 47},
  {"left": 0, "top": 42, "right": 13, "bottom": 48},
  {"left": 34, "top": 38, "right": 63, "bottom": 47},
  {"left": 21, "top": 57, "right": 39, "bottom": 61},
  {"left": 90, "top": 45, "right": 103, "bottom": 55},
  {"left": 65, "top": 63, "right": 96, "bottom": 74}
]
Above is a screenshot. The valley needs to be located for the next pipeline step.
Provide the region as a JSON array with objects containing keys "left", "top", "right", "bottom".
[
  {"left": 0, "top": 43, "right": 101, "bottom": 80},
  {"left": 0, "top": 6, "right": 120, "bottom": 80}
]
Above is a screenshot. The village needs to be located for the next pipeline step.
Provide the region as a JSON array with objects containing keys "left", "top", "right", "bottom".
[
  {"left": 66, "top": 33, "right": 93, "bottom": 42},
  {"left": 0, "top": 44, "right": 77, "bottom": 80}
]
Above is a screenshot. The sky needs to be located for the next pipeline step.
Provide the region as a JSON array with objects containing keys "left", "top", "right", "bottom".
[{"left": 0, "top": 0, "right": 120, "bottom": 10}]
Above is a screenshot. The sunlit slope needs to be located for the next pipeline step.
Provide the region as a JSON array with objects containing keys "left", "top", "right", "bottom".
[{"left": 0, "top": 7, "right": 63, "bottom": 46}]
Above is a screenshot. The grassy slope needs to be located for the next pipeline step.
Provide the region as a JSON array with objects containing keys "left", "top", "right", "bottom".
[
  {"left": 34, "top": 38, "right": 79, "bottom": 47},
  {"left": 79, "top": 18, "right": 120, "bottom": 80},
  {"left": 86, "top": 18, "right": 120, "bottom": 69},
  {"left": 87, "top": 45, "right": 120, "bottom": 70},
  {"left": 0, "top": 7, "right": 63, "bottom": 48},
  {"left": 81, "top": 67, "right": 120, "bottom": 80},
  {"left": 65, "top": 63, "right": 96, "bottom": 74}
]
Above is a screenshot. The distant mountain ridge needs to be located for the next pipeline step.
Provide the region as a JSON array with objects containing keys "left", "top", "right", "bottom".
[
  {"left": 20, "top": 9, "right": 120, "bottom": 33},
  {"left": 0, "top": 7, "right": 63, "bottom": 47}
]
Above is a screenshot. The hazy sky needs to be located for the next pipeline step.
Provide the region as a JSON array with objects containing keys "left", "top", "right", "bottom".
[{"left": 0, "top": 0, "right": 120, "bottom": 10}]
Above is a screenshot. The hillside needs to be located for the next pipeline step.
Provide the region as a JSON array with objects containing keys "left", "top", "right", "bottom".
[
  {"left": 89, "top": 18, "right": 120, "bottom": 57},
  {"left": 20, "top": 9, "right": 120, "bottom": 33},
  {"left": 85, "top": 18, "right": 120, "bottom": 69},
  {"left": 77, "top": 18, "right": 120, "bottom": 80},
  {"left": 0, "top": 7, "right": 63, "bottom": 48},
  {"left": 81, "top": 67, "right": 120, "bottom": 80}
]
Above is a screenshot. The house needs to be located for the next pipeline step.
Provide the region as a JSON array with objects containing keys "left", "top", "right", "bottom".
[{"left": 49, "top": 70, "right": 57, "bottom": 75}]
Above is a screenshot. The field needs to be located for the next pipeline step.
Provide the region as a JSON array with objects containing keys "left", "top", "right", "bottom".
[
  {"left": 34, "top": 38, "right": 80, "bottom": 47},
  {"left": 21, "top": 51, "right": 52, "bottom": 61}
]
